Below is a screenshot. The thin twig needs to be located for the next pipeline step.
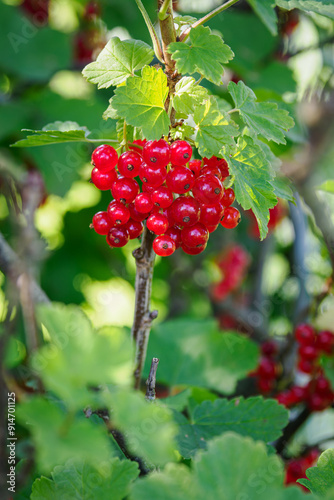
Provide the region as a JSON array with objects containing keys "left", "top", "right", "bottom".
[
  {"left": 145, "top": 358, "right": 159, "bottom": 401},
  {"left": 180, "top": 0, "right": 242, "bottom": 42},
  {"left": 275, "top": 407, "right": 311, "bottom": 455},
  {"left": 134, "top": 0, "right": 164, "bottom": 62},
  {"left": 132, "top": 227, "right": 157, "bottom": 389}
]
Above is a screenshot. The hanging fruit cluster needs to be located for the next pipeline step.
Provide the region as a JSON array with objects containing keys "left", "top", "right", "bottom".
[{"left": 90, "top": 139, "right": 241, "bottom": 257}]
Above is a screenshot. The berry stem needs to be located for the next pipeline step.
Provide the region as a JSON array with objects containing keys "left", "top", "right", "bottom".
[
  {"left": 134, "top": 0, "right": 164, "bottom": 62},
  {"left": 179, "top": 0, "right": 242, "bottom": 42},
  {"left": 132, "top": 226, "right": 158, "bottom": 389}
]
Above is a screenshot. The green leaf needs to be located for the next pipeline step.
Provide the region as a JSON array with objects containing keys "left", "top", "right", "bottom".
[
  {"left": 228, "top": 136, "right": 278, "bottom": 239},
  {"left": 82, "top": 37, "right": 154, "bottom": 89},
  {"left": 169, "top": 123, "right": 195, "bottom": 141},
  {"left": 144, "top": 318, "right": 259, "bottom": 394},
  {"left": 103, "top": 98, "right": 119, "bottom": 121},
  {"left": 31, "top": 458, "right": 139, "bottom": 500},
  {"left": 275, "top": 0, "right": 334, "bottom": 19},
  {"left": 16, "top": 397, "right": 112, "bottom": 473},
  {"left": 174, "top": 396, "right": 289, "bottom": 458},
  {"left": 159, "top": 389, "right": 192, "bottom": 412},
  {"left": 298, "top": 449, "right": 334, "bottom": 495},
  {"left": 11, "top": 121, "right": 90, "bottom": 148},
  {"left": 193, "top": 97, "right": 239, "bottom": 158},
  {"left": 168, "top": 26, "right": 234, "bottom": 85},
  {"left": 317, "top": 180, "right": 334, "bottom": 195},
  {"left": 33, "top": 303, "right": 133, "bottom": 409},
  {"left": 247, "top": 0, "right": 278, "bottom": 35},
  {"left": 228, "top": 81, "right": 294, "bottom": 144},
  {"left": 130, "top": 433, "right": 306, "bottom": 500},
  {"left": 109, "top": 389, "right": 178, "bottom": 466},
  {"left": 272, "top": 176, "right": 295, "bottom": 202},
  {"left": 112, "top": 66, "right": 169, "bottom": 140},
  {"left": 172, "top": 77, "right": 208, "bottom": 117}
]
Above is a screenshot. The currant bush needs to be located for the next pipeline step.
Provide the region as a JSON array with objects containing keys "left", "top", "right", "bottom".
[{"left": 90, "top": 141, "right": 241, "bottom": 256}]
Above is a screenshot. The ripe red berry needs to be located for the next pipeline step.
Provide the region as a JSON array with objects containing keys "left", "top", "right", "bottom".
[
  {"left": 204, "top": 156, "right": 229, "bottom": 179},
  {"left": 314, "top": 376, "right": 331, "bottom": 395},
  {"left": 166, "top": 166, "right": 194, "bottom": 194},
  {"left": 290, "top": 385, "right": 307, "bottom": 404},
  {"left": 170, "top": 140, "right": 192, "bottom": 166},
  {"left": 129, "top": 139, "right": 146, "bottom": 153},
  {"left": 112, "top": 177, "right": 139, "bottom": 204},
  {"left": 261, "top": 340, "right": 278, "bottom": 358},
  {"left": 134, "top": 192, "right": 154, "bottom": 213},
  {"left": 117, "top": 151, "right": 142, "bottom": 178},
  {"left": 297, "top": 359, "right": 314, "bottom": 374},
  {"left": 182, "top": 242, "right": 207, "bottom": 255},
  {"left": 188, "top": 159, "right": 202, "bottom": 177},
  {"left": 317, "top": 330, "right": 334, "bottom": 354},
  {"left": 91, "top": 167, "right": 117, "bottom": 190},
  {"left": 258, "top": 357, "right": 277, "bottom": 379},
  {"left": 221, "top": 207, "right": 241, "bottom": 229},
  {"left": 308, "top": 393, "right": 329, "bottom": 412},
  {"left": 170, "top": 197, "right": 200, "bottom": 227},
  {"left": 181, "top": 223, "right": 209, "bottom": 248},
  {"left": 107, "top": 227, "right": 129, "bottom": 248},
  {"left": 200, "top": 203, "right": 224, "bottom": 227},
  {"left": 128, "top": 202, "right": 150, "bottom": 222},
  {"left": 201, "top": 165, "right": 222, "bottom": 180},
  {"left": 192, "top": 174, "right": 223, "bottom": 206},
  {"left": 92, "top": 211, "right": 111, "bottom": 235},
  {"left": 151, "top": 186, "right": 174, "bottom": 208},
  {"left": 124, "top": 219, "right": 144, "bottom": 239},
  {"left": 153, "top": 235, "right": 176, "bottom": 257},
  {"left": 143, "top": 139, "right": 171, "bottom": 168},
  {"left": 139, "top": 163, "right": 167, "bottom": 187},
  {"left": 295, "top": 324, "right": 316, "bottom": 346},
  {"left": 221, "top": 188, "right": 235, "bottom": 207},
  {"left": 165, "top": 226, "right": 182, "bottom": 249},
  {"left": 107, "top": 201, "right": 130, "bottom": 226},
  {"left": 258, "top": 378, "right": 274, "bottom": 394},
  {"left": 92, "top": 144, "right": 118, "bottom": 172},
  {"left": 206, "top": 223, "right": 219, "bottom": 233},
  {"left": 142, "top": 183, "right": 156, "bottom": 194},
  {"left": 298, "top": 345, "right": 319, "bottom": 361},
  {"left": 146, "top": 213, "right": 169, "bottom": 235}
]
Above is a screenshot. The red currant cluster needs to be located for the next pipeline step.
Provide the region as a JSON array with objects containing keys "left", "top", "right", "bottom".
[
  {"left": 90, "top": 140, "right": 241, "bottom": 257},
  {"left": 211, "top": 245, "right": 250, "bottom": 301},
  {"left": 252, "top": 341, "right": 281, "bottom": 394},
  {"left": 277, "top": 324, "right": 334, "bottom": 411},
  {"left": 285, "top": 449, "right": 318, "bottom": 490}
]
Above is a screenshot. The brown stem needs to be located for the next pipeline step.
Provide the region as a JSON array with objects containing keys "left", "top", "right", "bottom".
[
  {"left": 145, "top": 357, "right": 159, "bottom": 401},
  {"left": 132, "top": 227, "right": 157, "bottom": 389}
]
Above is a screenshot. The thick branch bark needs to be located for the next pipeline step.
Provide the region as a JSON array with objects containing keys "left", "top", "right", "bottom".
[{"left": 132, "top": 227, "right": 157, "bottom": 389}]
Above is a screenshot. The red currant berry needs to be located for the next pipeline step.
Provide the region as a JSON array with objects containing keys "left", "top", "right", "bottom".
[
  {"left": 92, "top": 144, "right": 118, "bottom": 172},
  {"left": 143, "top": 139, "right": 171, "bottom": 168},
  {"left": 261, "top": 340, "right": 278, "bottom": 358},
  {"left": 139, "top": 162, "right": 167, "bottom": 187},
  {"left": 290, "top": 385, "right": 308, "bottom": 404},
  {"left": 298, "top": 359, "right": 314, "bottom": 374},
  {"left": 201, "top": 165, "right": 222, "bottom": 180},
  {"left": 92, "top": 211, "right": 111, "bottom": 235},
  {"left": 153, "top": 235, "right": 176, "bottom": 257},
  {"left": 107, "top": 201, "right": 130, "bottom": 226},
  {"left": 128, "top": 202, "right": 150, "bottom": 222},
  {"left": 295, "top": 324, "right": 316, "bottom": 346},
  {"left": 258, "top": 357, "right": 277, "bottom": 379},
  {"left": 91, "top": 167, "right": 117, "bottom": 190},
  {"left": 124, "top": 219, "right": 144, "bottom": 239},
  {"left": 182, "top": 242, "right": 207, "bottom": 255},
  {"left": 129, "top": 139, "right": 146, "bottom": 154},
  {"left": 314, "top": 376, "right": 331, "bottom": 395},
  {"left": 147, "top": 213, "right": 169, "bottom": 235},
  {"left": 107, "top": 227, "right": 129, "bottom": 248},
  {"left": 192, "top": 174, "right": 223, "bottom": 207},
  {"left": 165, "top": 226, "right": 182, "bottom": 249},
  {"left": 221, "top": 207, "right": 241, "bottom": 229},
  {"left": 134, "top": 193, "right": 154, "bottom": 213},
  {"left": 308, "top": 393, "right": 329, "bottom": 412},
  {"left": 258, "top": 378, "right": 274, "bottom": 394},
  {"left": 117, "top": 151, "right": 142, "bottom": 178},
  {"left": 221, "top": 188, "right": 235, "bottom": 207},
  {"left": 188, "top": 159, "right": 202, "bottom": 177},
  {"left": 170, "top": 197, "right": 200, "bottom": 227},
  {"left": 277, "top": 391, "right": 295, "bottom": 407},
  {"left": 170, "top": 140, "right": 192, "bottom": 166},
  {"left": 317, "top": 330, "right": 334, "bottom": 354},
  {"left": 112, "top": 177, "right": 139, "bottom": 204},
  {"left": 181, "top": 223, "right": 209, "bottom": 248},
  {"left": 206, "top": 223, "right": 219, "bottom": 233},
  {"left": 200, "top": 203, "right": 224, "bottom": 227},
  {"left": 166, "top": 166, "right": 195, "bottom": 194},
  {"left": 152, "top": 186, "right": 174, "bottom": 208},
  {"left": 298, "top": 345, "right": 319, "bottom": 362},
  {"left": 204, "top": 156, "right": 229, "bottom": 179}
]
